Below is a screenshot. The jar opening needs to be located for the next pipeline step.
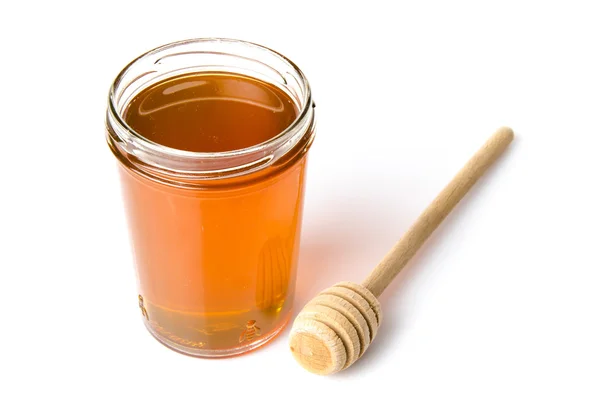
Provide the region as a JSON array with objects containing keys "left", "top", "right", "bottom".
[{"left": 106, "top": 38, "right": 315, "bottom": 182}]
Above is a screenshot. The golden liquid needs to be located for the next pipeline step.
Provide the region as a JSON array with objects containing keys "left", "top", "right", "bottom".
[
  {"left": 124, "top": 72, "right": 297, "bottom": 152},
  {"left": 119, "top": 72, "right": 307, "bottom": 353}
]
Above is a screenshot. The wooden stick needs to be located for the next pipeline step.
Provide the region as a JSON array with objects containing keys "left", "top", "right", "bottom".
[
  {"left": 362, "top": 126, "right": 514, "bottom": 297},
  {"left": 289, "top": 127, "right": 514, "bottom": 375}
]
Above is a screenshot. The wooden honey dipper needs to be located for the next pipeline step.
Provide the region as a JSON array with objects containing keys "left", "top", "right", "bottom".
[{"left": 289, "top": 127, "right": 514, "bottom": 375}]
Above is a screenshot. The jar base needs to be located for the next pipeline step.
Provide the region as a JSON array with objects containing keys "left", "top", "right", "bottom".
[{"left": 143, "top": 311, "right": 292, "bottom": 358}]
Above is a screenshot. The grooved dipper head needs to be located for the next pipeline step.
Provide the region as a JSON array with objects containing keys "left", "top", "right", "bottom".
[{"left": 288, "top": 282, "right": 382, "bottom": 375}]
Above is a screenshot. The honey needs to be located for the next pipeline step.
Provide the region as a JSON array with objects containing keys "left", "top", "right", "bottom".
[
  {"left": 106, "top": 39, "right": 316, "bottom": 357},
  {"left": 124, "top": 73, "right": 298, "bottom": 153}
]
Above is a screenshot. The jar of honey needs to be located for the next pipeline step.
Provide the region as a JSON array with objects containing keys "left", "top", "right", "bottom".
[{"left": 105, "top": 38, "right": 316, "bottom": 357}]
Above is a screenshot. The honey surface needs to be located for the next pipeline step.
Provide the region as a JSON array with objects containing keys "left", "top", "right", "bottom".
[{"left": 125, "top": 73, "right": 297, "bottom": 152}]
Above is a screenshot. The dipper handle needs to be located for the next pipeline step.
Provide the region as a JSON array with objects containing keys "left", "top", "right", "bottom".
[{"left": 362, "top": 127, "right": 514, "bottom": 297}]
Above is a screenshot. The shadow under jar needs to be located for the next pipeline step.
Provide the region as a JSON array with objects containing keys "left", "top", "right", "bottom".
[{"left": 105, "top": 38, "right": 316, "bottom": 357}]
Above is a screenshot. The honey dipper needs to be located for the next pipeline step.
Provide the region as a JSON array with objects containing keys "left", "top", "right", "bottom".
[{"left": 288, "top": 127, "right": 514, "bottom": 375}]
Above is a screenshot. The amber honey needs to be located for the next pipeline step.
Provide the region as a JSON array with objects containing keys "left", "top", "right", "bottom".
[
  {"left": 124, "top": 73, "right": 298, "bottom": 153},
  {"left": 106, "top": 39, "right": 315, "bottom": 357}
]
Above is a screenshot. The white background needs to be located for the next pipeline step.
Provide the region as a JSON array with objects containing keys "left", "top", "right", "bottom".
[{"left": 2, "top": 0, "right": 599, "bottom": 402}]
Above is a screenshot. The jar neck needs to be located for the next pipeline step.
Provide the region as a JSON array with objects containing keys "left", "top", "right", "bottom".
[{"left": 105, "top": 38, "right": 315, "bottom": 187}]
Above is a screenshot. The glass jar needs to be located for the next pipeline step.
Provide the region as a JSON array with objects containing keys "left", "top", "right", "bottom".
[{"left": 105, "top": 38, "right": 316, "bottom": 357}]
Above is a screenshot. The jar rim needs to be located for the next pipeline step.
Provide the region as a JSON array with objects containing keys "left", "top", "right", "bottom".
[{"left": 106, "top": 37, "right": 315, "bottom": 180}]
